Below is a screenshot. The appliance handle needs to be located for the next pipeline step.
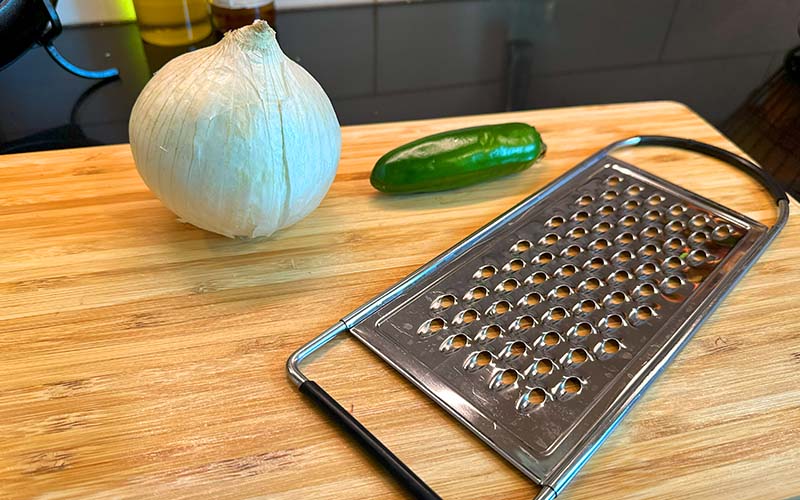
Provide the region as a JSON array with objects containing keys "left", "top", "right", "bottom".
[{"left": 39, "top": 0, "right": 120, "bottom": 80}]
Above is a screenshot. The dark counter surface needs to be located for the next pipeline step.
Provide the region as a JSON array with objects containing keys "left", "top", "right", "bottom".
[{"left": 1, "top": 0, "right": 799, "bottom": 194}]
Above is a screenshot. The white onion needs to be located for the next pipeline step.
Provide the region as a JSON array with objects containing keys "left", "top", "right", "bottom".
[{"left": 129, "top": 20, "right": 341, "bottom": 238}]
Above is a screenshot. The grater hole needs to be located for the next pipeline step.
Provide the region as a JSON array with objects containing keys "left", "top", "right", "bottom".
[
  {"left": 647, "top": 194, "right": 665, "bottom": 206},
  {"left": 626, "top": 185, "right": 643, "bottom": 196},
  {"left": 608, "top": 291, "right": 627, "bottom": 305},
  {"left": 690, "top": 231, "right": 708, "bottom": 244},
  {"left": 690, "top": 214, "right": 707, "bottom": 228},
  {"left": 452, "top": 334, "right": 468, "bottom": 349},
  {"left": 465, "top": 350, "right": 494, "bottom": 372},
  {"left": 664, "top": 276, "right": 683, "bottom": 291},
  {"left": 689, "top": 249, "right": 708, "bottom": 264},
  {"left": 638, "top": 283, "right": 656, "bottom": 296},
  {"left": 485, "top": 325, "right": 502, "bottom": 340},
  {"left": 607, "top": 314, "right": 624, "bottom": 329},
  {"left": 563, "top": 377, "right": 583, "bottom": 394},
  {"left": 568, "top": 227, "right": 588, "bottom": 239},
  {"left": 510, "top": 341, "right": 527, "bottom": 356},
  {"left": 461, "top": 309, "right": 479, "bottom": 324},
  {"left": 518, "top": 316, "right": 534, "bottom": 329},
  {"left": 573, "top": 210, "right": 590, "bottom": 223},
  {"left": 563, "top": 245, "right": 583, "bottom": 258},
  {"left": 535, "top": 358, "right": 554, "bottom": 374},
  {"left": 524, "top": 292, "right": 544, "bottom": 306},
  {"left": 512, "top": 240, "right": 532, "bottom": 253},
  {"left": 602, "top": 190, "right": 619, "bottom": 201},
  {"left": 493, "top": 300, "right": 511, "bottom": 315},
  {"left": 542, "top": 233, "right": 561, "bottom": 245},
  {"left": 501, "top": 279, "right": 519, "bottom": 292},
  {"left": 578, "top": 195, "right": 594, "bottom": 206},
  {"left": 667, "top": 220, "right": 685, "bottom": 233},
  {"left": 616, "top": 232, "right": 635, "bottom": 245},
  {"left": 664, "top": 256, "right": 683, "bottom": 269},
  {"left": 613, "top": 250, "right": 633, "bottom": 264},
  {"left": 641, "top": 226, "right": 661, "bottom": 239},
  {"left": 644, "top": 209, "right": 662, "bottom": 222},
  {"left": 576, "top": 322, "right": 593, "bottom": 336},
  {"left": 666, "top": 237, "right": 684, "bottom": 250},
  {"left": 586, "top": 257, "right": 607, "bottom": 270},
  {"left": 527, "top": 388, "right": 547, "bottom": 405},
  {"left": 582, "top": 277, "right": 602, "bottom": 291},
  {"left": 593, "top": 221, "right": 613, "bottom": 233},
  {"left": 555, "top": 285, "right": 572, "bottom": 298},
  {"left": 620, "top": 215, "right": 638, "bottom": 227},
  {"left": 550, "top": 307, "right": 567, "bottom": 321},
  {"left": 636, "top": 306, "right": 654, "bottom": 321},
  {"left": 422, "top": 318, "right": 445, "bottom": 335},
  {"left": 557, "top": 264, "right": 578, "bottom": 277},
  {"left": 597, "top": 205, "right": 615, "bottom": 217},
  {"left": 670, "top": 204, "right": 686, "bottom": 216},
  {"left": 477, "top": 265, "right": 496, "bottom": 279},
  {"left": 432, "top": 294, "right": 456, "bottom": 310},
  {"left": 590, "top": 238, "right": 611, "bottom": 251},
  {"left": 546, "top": 216, "right": 565, "bottom": 229},
  {"left": 577, "top": 299, "right": 599, "bottom": 314},
  {"left": 623, "top": 199, "right": 640, "bottom": 211},
  {"left": 527, "top": 271, "right": 549, "bottom": 285},
  {"left": 500, "top": 369, "right": 518, "bottom": 386},
  {"left": 534, "top": 252, "right": 555, "bottom": 265},
  {"left": 606, "top": 175, "right": 623, "bottom": 186},
  {"left": 543, "top": 332, "right": 561, "bottom": 346},
  {"left": 603, "top": 339, "right": 621, "bottom": 354},
  {"left": 638, "top": 262, "right": 658, "bottom": 276},
  {"left": 516, "top": 387, "right": 549, "bottom": 412},
  {"left": 639, "top": 244, "right": 658, "bottom": 257},
  {"left": 476, "top": 351, "right": 492, "bottom": 367},
  {"left": 612, "top": 270, "right": 632, "bottom": 283},
  {"left": 466, "top": 286, "right": 488, "bottom": 301},
  {"left": 570, "top": 348, "right": 589, "bottom": 364},
  {"left": 505, "top": 259, "right": 525, "bottom": 272},
  {"left": 713, "top": 225, "right": 731, "bottom": 240}
]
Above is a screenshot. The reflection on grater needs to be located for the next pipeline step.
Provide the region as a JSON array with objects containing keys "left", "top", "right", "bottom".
[{"left": 289, "top": 136, "right": 789, "bottom": 500}]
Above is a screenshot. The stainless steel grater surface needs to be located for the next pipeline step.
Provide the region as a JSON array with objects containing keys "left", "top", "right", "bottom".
[
  {"left": 289, "top": 136, "right": 789, "bottom": 500},
  {"left": 345, "top": 156, "right": 767, "bottom": 486}
]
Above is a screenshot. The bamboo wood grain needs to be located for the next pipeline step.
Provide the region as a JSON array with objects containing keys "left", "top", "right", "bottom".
[{"left": 1, "top": 101, "right": 798, "bottom": 500}]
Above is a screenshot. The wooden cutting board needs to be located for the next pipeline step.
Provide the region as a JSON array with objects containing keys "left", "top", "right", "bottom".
[{"left": 1, "top": 101, "right": 799, "bottom": 500}]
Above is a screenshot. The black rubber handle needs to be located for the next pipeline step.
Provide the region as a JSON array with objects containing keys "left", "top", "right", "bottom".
[{"left": 300, "top": 380, "right": 441, "bottom": 500}]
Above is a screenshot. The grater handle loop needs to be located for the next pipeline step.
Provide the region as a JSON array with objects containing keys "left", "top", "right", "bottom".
[{"left": 614, "top": 135, "right": 788, "bottom": 207}]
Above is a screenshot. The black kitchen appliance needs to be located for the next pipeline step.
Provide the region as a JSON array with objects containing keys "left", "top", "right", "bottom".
[{"left": 0, "top": 0, "right": 118, "bottom": 79}]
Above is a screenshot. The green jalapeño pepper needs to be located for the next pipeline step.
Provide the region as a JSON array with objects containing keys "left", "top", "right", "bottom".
[{"left": 370, "top": 122, "right": 546, "bottom": 194}]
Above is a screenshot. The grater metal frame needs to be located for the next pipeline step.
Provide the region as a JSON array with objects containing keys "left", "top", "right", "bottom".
[{"left": 288, "top": 136, "right": 789, "bottom": 500}]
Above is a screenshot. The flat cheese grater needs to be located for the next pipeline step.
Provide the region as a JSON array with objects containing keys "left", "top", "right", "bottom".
[{"left": 288, "top": 136, "right": 788, "bottom": 500}]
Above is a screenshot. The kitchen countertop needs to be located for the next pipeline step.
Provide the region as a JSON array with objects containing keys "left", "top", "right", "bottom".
[{"left": 1, "top": 101, "right": 799, "bottom": 499}]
